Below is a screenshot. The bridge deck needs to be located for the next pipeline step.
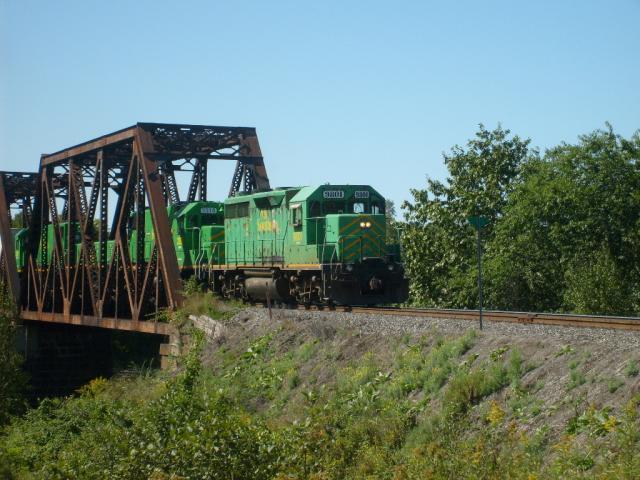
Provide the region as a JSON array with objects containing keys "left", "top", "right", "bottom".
[{"left": 20, "top": 310, "right": 173, "bottom": 335}]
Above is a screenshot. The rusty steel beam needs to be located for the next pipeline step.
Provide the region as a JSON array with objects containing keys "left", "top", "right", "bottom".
[
  {"left": 0, "top": 175, "right": 20, "bottom": 302},
  {"left": 20, "top": 309, "right": 173, "bottom": 335},
  {"left": 40, "top": 126, "right": 137, "bottom": 166},
  {"left": 0, "top": 172, "right": 39, "bottom": 305},
  {"left": 135, "top": 128, "right": 183, "bottom": 314},
  {"left": 10, "top": 122, "right": 269, "bottom": 335}
]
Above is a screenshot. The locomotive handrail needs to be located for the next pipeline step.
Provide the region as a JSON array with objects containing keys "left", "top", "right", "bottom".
[{"left": 223, "top": 238, "right": 287, "bottom": 267}]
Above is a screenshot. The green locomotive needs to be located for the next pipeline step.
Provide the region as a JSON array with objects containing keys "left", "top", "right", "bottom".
[
  {"left": 211, "top": 184, "right": 407, "bottom": 305},
  {"left": 13, "top": 184, "right": 408, "bottom": 306}
]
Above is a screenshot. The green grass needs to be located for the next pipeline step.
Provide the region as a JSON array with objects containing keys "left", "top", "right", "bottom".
[
  {"left": 567, "top": 360, "right": 587, "bottom": 390},
  {"left": 625, "top": 359, "right": 639, "bottom": 378},
  {"left": 3, "top": 312, "right": 640, "bottom": 479},
  {"left": 607, "top": 377, "right": 625, "bottom": 394}
]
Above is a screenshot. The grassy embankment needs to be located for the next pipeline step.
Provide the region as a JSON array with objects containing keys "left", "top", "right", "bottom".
[{"left": 1, "top": 292, "right": 640, "bottom": 479}]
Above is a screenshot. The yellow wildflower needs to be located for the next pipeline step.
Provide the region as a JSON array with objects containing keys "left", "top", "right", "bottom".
[
  {"left": 603, "top": 415, "right": 618, "bottom": 432},
  {"left": 486, "top": 400, "right": 505, "bottom": 426}
]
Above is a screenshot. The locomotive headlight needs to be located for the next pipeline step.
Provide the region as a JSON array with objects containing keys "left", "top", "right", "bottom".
[
  {"left": 360, "top": 222, "right": 366, "bottom": 228},
  {"left": 346, "top": 263, "right": 354, "bottom": 272},
  {"left": 388, "top": 264, "right": 395, "bottom": 271},
  {"left": 365, "top": 221, "right": 371, "bottom": 228}
]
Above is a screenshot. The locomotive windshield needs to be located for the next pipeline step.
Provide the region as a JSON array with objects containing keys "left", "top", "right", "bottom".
[
  {"left": 310, "top": 195, "right": 386, "bottom": 216},
  {"left": 323, "top": 200, "right": 344, "bottom": 215}
]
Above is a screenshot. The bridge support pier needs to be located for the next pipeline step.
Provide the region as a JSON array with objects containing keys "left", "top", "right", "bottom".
[{"left": 159, "top": 333, "right": 181, "bottom": 370}]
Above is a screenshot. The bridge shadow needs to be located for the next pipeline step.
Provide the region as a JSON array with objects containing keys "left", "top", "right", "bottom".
[{"left": 17, "top": 322, "right": 164, "bottom": 399}]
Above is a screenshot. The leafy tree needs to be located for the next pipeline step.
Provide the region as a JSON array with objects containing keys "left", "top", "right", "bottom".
[
  {"left": 563, "top": 246, "right": 633, "bottom": 315},
  {"left": 10, "top": 212, "right": 25, "bottom": 229},
  {"left": 486, "top": 126, "right": 640, "bottom": 313},
  {"left": 402, "top": 124, "right": 534, "bottom": 307},
  {"left": 384, "top": 198, "right": 400, "bottom": 245},
  {"left": 0, "top": 286, "right": 26, "bottom": 425}
]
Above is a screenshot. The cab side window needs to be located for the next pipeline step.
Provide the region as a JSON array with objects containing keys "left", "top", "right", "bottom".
[
  {"left": 323, "top": 201, "right": 344, "bottom": 215},
  {"left": 292, "top": 206, "right": 303, "bottom": 230},
  {"left": 371, "top": 200, "right": 385, "bottom": 215},
  {"left": 309, "top": 201, "right": 322, "bottom": 217}
]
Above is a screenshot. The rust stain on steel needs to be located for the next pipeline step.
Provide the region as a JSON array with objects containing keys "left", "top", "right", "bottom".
[
  {"left": 135, "top": 128, "right": 183, "bottom": 314},
  {"left": 20, "top": 310, "right": 174, "bottom": 335},
  {"left": 0, "top": 175, "right": 21, "bottom": 302}
]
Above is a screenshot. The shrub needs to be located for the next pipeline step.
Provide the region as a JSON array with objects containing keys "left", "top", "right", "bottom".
[
  {"left": 563, "top": 247, "right": 634, "bottom": 315},
  {"left": 625, "top": 359, "right": 639, "bottom": 378},
  {"left": 607, "top": 377, "right": 625, "bottom": 394},
  {"left": 0, "top": 287, "right": 26, "bottom": 425}
]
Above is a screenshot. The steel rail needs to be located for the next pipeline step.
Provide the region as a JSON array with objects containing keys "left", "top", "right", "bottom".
[{"left": 286, "top": 305, "right": 640, "bottom": 332}]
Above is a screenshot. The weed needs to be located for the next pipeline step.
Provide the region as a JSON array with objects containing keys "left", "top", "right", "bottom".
[
  {"left": 556, "top": 344, "right": 575, "bottom": 357},
  {"left": 607, "top": 377, "right": 625, "bottom": 393},
  {"left": 182, "top": 276, "right": 202, "bottom": 295},
  {"left": 486, "top": 400, "right": 505, "bottom": 425},
  {"left": 490, "top": 345, "right": 510, "bottom": 361},
  {"left": 297, "top": 341, "right": 318, "bottom": 362},
  {"left": 567, "top": 405, "right": 619, "bottom": 436},
  {"left": 77, "top": 377, "right": 109, "bottom": 397},
  {"left": 567, "top": 361, "right": 586, "bottom": 390},
  {"left": 529, "top": 401, "right": 543, "bottom": 417},
  {"left": 625, "top": 359, "right": 639, "bottom": 378},
  {"left": 288, "top": 373, "right": 301, "bottom": 390}
]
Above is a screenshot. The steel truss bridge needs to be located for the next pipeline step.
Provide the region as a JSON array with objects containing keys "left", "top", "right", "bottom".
[{"left": 0, "top": 123, "right": 270, "bottom": 336}]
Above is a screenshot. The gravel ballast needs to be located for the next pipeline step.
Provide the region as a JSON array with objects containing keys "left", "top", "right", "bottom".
[{"left": 242, "top": 307, "right": 640, "bottom": 349}]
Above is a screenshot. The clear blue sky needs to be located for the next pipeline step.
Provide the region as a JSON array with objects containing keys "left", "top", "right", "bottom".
[{"left": 1, "top": 0, "right": 638, "bottom": 214}]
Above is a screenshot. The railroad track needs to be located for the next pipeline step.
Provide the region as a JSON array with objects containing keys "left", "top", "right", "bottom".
[{"left": 274, "top": 304, "right": 640, "bottom": 332}]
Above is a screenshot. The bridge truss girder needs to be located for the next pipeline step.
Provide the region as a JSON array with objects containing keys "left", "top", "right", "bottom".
[{"left": 0, "top": 123, "right": 269, "bottom": 334}]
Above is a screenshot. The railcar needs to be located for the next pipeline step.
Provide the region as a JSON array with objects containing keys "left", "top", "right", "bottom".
[
  {"left": 13, "top": 185, "right": 408, "bottom": 306},
  {"left": 16, "top": 201, "right": 225, "bottom": 273},
  {"left": 202, "top": 185, "right": 408, "bottom": 305}
]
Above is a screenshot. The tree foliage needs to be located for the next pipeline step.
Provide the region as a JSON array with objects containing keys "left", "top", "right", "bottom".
[
  {"left": 402, "top": 124, "right": 640, "bottom": 315},
  {"left": 402, "top": 124, "right": 534, "bottom": 307},
  {"left": 486, "top": 126, "right": 640, "bottom": 313},
  {"left": 0, "top": 287, "right": 26, "bottom": 425}
]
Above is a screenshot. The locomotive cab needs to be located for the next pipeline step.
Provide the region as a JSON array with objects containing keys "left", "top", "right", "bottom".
[
  {"left": 288, "top": 185, "right": 408, "bottom": 305},
  {"left": 217, "top": 184, "right": 407, "bottom": 305}
]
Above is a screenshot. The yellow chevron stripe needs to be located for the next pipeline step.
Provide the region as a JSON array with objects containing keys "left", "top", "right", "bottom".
[
  {"left": 370, "top": 221, "right": 385, "bottom": 237},
  {"left": 344, "top": 236, "right": 361, "bottom": 252},
  {"left": 341, "top": 232, "right": 384, "bottom": 260},
  {"left": 342, "top": 244, "right": 364, "bottom": 262},
  {"left": 363, "top": 232, "right": 383, "bottom": 254}
]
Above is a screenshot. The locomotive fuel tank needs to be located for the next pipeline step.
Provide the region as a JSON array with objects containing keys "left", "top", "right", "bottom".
[{"left": 244, "top": 276, "right": 292, "bottom": 302}]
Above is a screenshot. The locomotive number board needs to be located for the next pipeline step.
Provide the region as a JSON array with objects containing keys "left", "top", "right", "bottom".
[{"left": 323, "top": 190, "right": 344, "bottom": 199}]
